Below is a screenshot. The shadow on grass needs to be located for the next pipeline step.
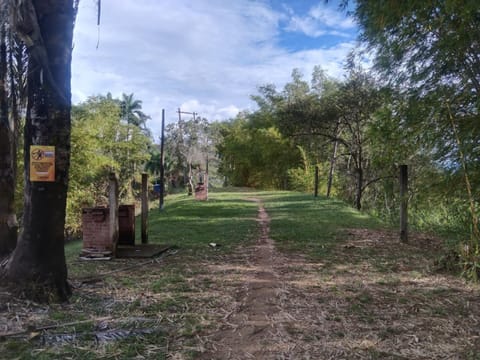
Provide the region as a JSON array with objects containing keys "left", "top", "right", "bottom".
[
  {"left": 262, "top": 193, "right": 383, "bottom": 258},
  {"left": 136, "top": 192, "right": 260, "bottom": 252}
]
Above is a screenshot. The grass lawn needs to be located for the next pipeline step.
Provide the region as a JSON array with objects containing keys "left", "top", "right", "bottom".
[
  {"left": 1, "top": 190, "right": 260, "bottom": 359},
  {"left": 262, "top": 192, "right": 384, "bottom": 257},
  {"left": 1, "top": 189, "right": 478, "bottom": 359}
]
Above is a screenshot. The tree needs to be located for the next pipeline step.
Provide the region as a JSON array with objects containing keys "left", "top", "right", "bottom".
[
  {"left": 164, "top": 116, "right": 214, "bottom": 192},
  {"left": 273, "top": 61, "right": 383, "bottom": 209},
  {"left": 0, "top": 2, "right": 27, "bottom": 256},
  {"left": 0, "top": 21, "right": 17, "bottom": 255},
  {"left": 335, "top": 62, "right": 383, "bottom": 210},
  {"left": 355, "top": 1, "right": 480, "bottom": 96},
  {"left": 6, "top": 0, "right": 75, "bottom": 301},
  {"left": 67, "top": 95, "right": 152, "bottom": 232},
  {"left": 354, "top": 1, "right": 480, "bottom": 190},
  {"left": 217, "top": 114, "right": 301, "bottom": 189},
  {"left": 145, "top": 148, "right": 162, "bottom": 179},
  {"left": 354, "top": 0, "right": 480, "bottom": 276},
  {"left": 120, "top": 92, "right": 151, "bottom": 137}
]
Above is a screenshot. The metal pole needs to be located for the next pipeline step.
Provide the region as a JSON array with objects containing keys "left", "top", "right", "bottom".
[{"left": 159, "top": 109, "right": 165, "bottom": 210}]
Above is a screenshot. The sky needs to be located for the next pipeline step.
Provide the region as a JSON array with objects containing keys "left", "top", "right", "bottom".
[{"left": 72, "top": 0, "right": 359, "bottom": 138}]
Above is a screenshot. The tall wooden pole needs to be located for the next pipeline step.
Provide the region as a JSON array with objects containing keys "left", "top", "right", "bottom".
[
  {"left": 206, "top": 155, "right": 209, "bottom": 201},
  {"left": 141, "top": 173, "right": 148, "bottom": 244},
  {"left": 109, "top": 173, "right": 119, "bottom": 256},
  {"left": 400, "top": 165, "right": 408, "bottom": 243},
  {"left": 159, "top": 109, "right": 165, "bottom": 210},
  {"left": 314, "top": 165, "right": 319, "bottom": 198},
  {"left": 327, "top": 139, "right": 338, "bottom": 198}
]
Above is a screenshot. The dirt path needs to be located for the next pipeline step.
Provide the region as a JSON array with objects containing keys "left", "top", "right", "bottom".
[
  {"left": 1, "top": 195, "right": 480, "bottom": 359},
  {"left": 193, "top": 200, "right": 480, "bottom": 359},
  {"left": 199, "top": 199, "right": 293, "bottom": 359}
]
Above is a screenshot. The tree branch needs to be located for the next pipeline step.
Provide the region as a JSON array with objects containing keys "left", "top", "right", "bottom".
[{"left": 361, "top": 175, "right": 395, "bottom": 192}]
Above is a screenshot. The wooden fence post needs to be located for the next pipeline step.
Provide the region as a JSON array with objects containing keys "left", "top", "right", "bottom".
[
  {"left": 400, "top": 165, "right": 408, "bottom": 243},
  {"left": 109, "top": 173, "right": 119, "bottom": 256},
  {"left": 141, "top": 173, "right": 148, "bottom": 244},
  {"left": 159, "top": 109, "right": 165, "bottom": 210}
]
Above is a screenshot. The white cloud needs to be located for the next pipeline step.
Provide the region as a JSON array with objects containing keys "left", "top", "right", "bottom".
[
  {"left": 286, "top": 15, "right": 328, "bottom": 38},
  {"left": 309, "top": 5, "right": 356, "bottom": 30},
  {"left": 72, "top": 0, "right": 358, "bottom": 137},
  {"left": 284, "top": 3, "right": 356, "bottom": 38},
  {"left": 179, "top": 100, "right": 240, "bottom": 122}
]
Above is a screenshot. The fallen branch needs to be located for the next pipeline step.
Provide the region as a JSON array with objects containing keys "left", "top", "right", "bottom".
[
  {"left": 73, "top": 249, "right": 176, "bottom": 285},
  {"left": 0, "top": 316, "right": 111, "bottom": 339}
]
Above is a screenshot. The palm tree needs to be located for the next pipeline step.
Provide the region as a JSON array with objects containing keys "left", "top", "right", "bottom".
[{"left": 120, "top": 93, "right": 151, "bottom": 137}]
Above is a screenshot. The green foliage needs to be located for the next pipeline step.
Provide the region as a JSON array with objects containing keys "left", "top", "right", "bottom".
[
  {"left": 459, "top": 240, "right": 480, "bottom": 282},
  {"left": 287, "top": 162, "right": 338, "bottom": 196},
  {"left": 287, "top": 167, "right": 314, "bottom": 192},
  {"left": 215, "top": 56, "right": 479, "bottom": 280},
  {"left": 352, "top": 0, "right": 480, "bottom": 270},
  {"left": 120, "top": 93, "right": 151, "bottom": 137},
  {"left": 66, "top": 95, "right": 152, "bottom": 234},
  {"left": 356, "top": 0, "right": 480, "bottom": 97},
  {"left": 247, "top": 62, "right": 387, "bottom": 209},
  {"left": 217, "top": 115, "right": 301, "bottom": 189}
]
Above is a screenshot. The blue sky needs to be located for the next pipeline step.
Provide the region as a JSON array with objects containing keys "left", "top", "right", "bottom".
[{"left": 72, "top": 0, "right": 359, "bottom": 138}]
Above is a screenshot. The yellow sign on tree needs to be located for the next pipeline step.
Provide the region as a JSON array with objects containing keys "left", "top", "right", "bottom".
[{"left": 30, "top": 146, "right": 55, "bottom": 182}]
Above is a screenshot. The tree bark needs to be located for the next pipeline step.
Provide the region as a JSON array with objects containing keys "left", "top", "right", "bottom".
[
  {"left": 0, "top": 25, "right": 18, "bottom": 255},
  {"left": 326, "top": 139, "right": 338, "bottom": 198},
  {"left": 187, "top": 163, "right": 193, "bottom": 195},
  {"left": 6, "top": 0, "right": 74, "bottom": 302},
  {"left": 355, "top": 167, "right": 363, "bottom": 210}
]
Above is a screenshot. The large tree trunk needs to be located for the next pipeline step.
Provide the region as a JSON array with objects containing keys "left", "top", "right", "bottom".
[
  {"left": 6, "top": 0, "right": 74, "bottom": 302},
  {"left": 0, "top": 25, "right": 17, "bottom": 255}
]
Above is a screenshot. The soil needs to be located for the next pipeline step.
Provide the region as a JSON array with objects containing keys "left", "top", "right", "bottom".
[
  {"left": 198, "top": 198, "right": 291, "bottom": 359},
  {"left": 194, "top": 199, "right": 480, "bottom": 359},
  {"left": 1, "top": 198, "right": 480, "bottom": 359}
]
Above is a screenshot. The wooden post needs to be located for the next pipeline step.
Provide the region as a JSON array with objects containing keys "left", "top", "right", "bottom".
[
  {"left": 206, "top": 156, "right": 209, "bottom": 201},
  {"left": 109, "top": 173, "right": 119, "bottom": 256},
  {"left": 400, "top": 165, "right": 408, "bottom": 243},
  {"left": 327, "top": 139, "right": 338, "bottom": 198},
  {"left": 314, "top": 165, "right": 319, "bottom": 198},
  {"left": 159, "top": 109, "right": 165, "bottom": 210},
  {"left": 141, "top": 173, "right": 148, "bottom": 244}
]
